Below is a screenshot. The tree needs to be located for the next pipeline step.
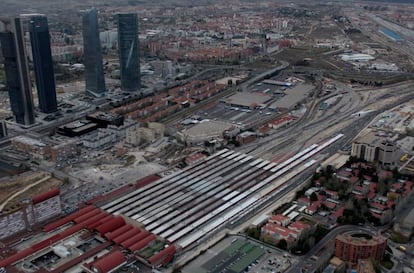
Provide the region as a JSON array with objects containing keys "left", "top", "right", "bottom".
[
  {"left": 310, "top": 192, "right": 318, "bottom": 202},
  {"left": 277, "top": 239, "right": 287, "bottom": 250}
]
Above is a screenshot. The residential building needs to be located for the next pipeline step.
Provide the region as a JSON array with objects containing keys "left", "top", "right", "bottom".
[
  {"left": 50, "top": 141, "right": 78, "bottom": 163},
  {"left": 334, "top": 232, "right": 387, "bottom": 265},
  {"left": 82, "top": 8, "right": 106, "bottom": 96},
  {"left": 147, "top": 122, "right": 165, "bottom": 137},
  {"left": 28, "top": 15, "right": 58, "bottom": 113},
  {"left": 269, "top": 214, "right": 290, "bottom": 227},
  {"left": 11, "top": 136, "right": 50, "bottom": 160},
  {"left": 139, "top": 127, "right": 156, "bottom": 143},
  {"left": 82, "top": 129, "right": 117, "bottom": 149},
  {"left": 125, "top": 124, "right": 141, "bottom": 146}
]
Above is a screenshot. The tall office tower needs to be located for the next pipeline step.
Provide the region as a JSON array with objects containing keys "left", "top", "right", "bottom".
[
  {"left": 117, "top": 13, "right": 140, "bottom": 92},
  {"left": 0, "top": 17, "right": 35, "bottom": 125},
  {"left": 82, "top": 8, "right": 106, "bottom": 96},
  {"left": 29, "top": 15, "right": 58, "bottom": 113}
]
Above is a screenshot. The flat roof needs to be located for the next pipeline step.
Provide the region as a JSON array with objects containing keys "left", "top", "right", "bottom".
[
  {"left": 224, "top": 92, "right": 272, "bottom": 107},
  {"left": 270, "top": 84, "right": 313, "bottom": 109},
  {"left": 183, "top": 120, "right": 234, "bottom": 138}
]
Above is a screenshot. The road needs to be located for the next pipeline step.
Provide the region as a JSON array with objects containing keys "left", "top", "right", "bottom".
[{"left": 285, "top": 225, "right": 375, "bottom": 273}]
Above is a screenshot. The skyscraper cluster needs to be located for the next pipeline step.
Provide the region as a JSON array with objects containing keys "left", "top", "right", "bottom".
[
  {"left": 82, "top": 9, "right": 141, "bottom": 94},
  {"left": 0, "top": 15, "right": 57, "bottom": 125},
  {"left": 0, "top": 10, "right": 141, "bottom": 125}
]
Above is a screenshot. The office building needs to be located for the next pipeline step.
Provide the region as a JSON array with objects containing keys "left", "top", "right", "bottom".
[
  {"left": 351, "top": 130, "right": 396, "bottom": 166},
  {"left": 117, "top": 13, "right": 140, "bottom": 92},
  {"left": 82, "top": 8, "right": 106, "bottom": 96},
  {"left": 29, "top": 15, "right": 58, "bottom": 113},
  {"left": 0, "top": 17, "right": 35, "bottom": 125}
]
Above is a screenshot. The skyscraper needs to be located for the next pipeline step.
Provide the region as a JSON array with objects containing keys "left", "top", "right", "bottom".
[
  {"left": 29, "top": 15, "right": 58, "bottom": 113},
  {"left": 0, "top": 17, "right": 35, "bottom": 125},
  {"left": 82, "top": 8, "right": 105, "bottom": 96},
  {"left": 117, "top": 13, "right": 140, "bottom": 92}
]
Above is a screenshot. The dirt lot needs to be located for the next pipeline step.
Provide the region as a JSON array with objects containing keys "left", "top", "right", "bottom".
[{"left": 0, "top": 172, "right": 63, "bottom": 211}]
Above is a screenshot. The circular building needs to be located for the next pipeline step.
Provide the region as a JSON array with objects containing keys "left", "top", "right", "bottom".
[{"left": 334, "top": 232, "right": 387, "bottom": 264}]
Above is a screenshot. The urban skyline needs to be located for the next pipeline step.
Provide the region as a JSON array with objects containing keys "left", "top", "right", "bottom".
[{"left": 0, "top": 1, "right": 413, "bottom": 272}]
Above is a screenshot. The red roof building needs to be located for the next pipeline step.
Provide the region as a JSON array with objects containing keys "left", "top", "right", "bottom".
[
  {"left": 370, "top": 202, "right": 388, "bottom": 212},
  {"left": 305, "top": 201, "right": 321, "bottom": 215},
  {"left": 32, "top": 188, "right": 60, "bottom": 204},
  {"left": 43, "top": 205, "right": 96, "bottom": 232},
  {"left": 185, "top": 152, "right": 207, "bottom": 166},
  {"left": 335, "top": 233, "right": 387, "bottom": 265},
  {"left": 330, "top": 206, "right": 345, "bottom": 221},
  {"left": 91, "top": 250, "right": 126, "bottom": 273},
  {"left": 105, "top": 224, "right": 133, "bottom": 240},
  {"left": 135, "top": 174, "right": 160, "bottom": 188},
  {"left": 298, "top": 197, "right": 311, "bottom": 206},
  {"left": 269, "top": 214, "right": 290, "bottom": 227},
  {"left": 130, "top": 234, "right": 157, "bottom": 252},
  {"left": 262, "top": 223, "right": 298, "bottom": 240},
  {"left": 95, "top": 216, "right": 125, "bottom": 235},
  {"left": 112, "top": 228, "right": 140, "bottom": 245},
  {"left": 322, "top": 201, "right": 337, "bottom": 210},
  {"left": 325, "top": 190, "right": 339, "bottom": 200},
  {"left": 148, "top": 245, "right": 176, "bottom": 267},
  {"left": 288, "top": 221, "right": 309, "bottom": 235}
]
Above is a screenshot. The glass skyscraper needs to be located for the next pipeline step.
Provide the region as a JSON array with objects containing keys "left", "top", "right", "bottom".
[
  {"left": 29, "top": 15, "right": 58, "bottom": 113},
  {"left": 82, "top": 8, "right": 106, "bottom": 96},
  {"left": 0, "top": 17, "right": 35, "bottom": 125},
  {"left": 117, "top": 13, "right": 140, "bottom": 92}
]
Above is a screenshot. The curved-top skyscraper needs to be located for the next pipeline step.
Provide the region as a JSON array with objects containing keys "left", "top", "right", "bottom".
[
  {"left": 117, "top": 13, "right": 140, "bottom": 92},
  {"left": 82, "top": 8, "right": 106, "bottom": 97}
]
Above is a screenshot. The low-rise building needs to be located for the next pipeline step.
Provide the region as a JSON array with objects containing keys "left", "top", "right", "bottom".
[
  {"left": 11, "top": 136, "right": 51, "bottom": 160},
  {"left": 82, "top": 129, "right": 117, "bottom": 149},
  {"left": 125, "top": 124, "right": 141, "bottom": 146},
  {"left": 50, "top": 141, "right": 78, "bottom": 163},
  {"left": 269, "top": 214, "right": 290, "bottom": 227},
  {"left": 148, "top": 122, "right": 165, "bottom": 137},
  {"left": 357, "top": 259, "right": 376, "bottom": 273},
  {"left": 236, "top": 131, "right": 256, "bottom": 144},
  {"left": 139, "top": 127, "right": 156, "bottom": 143}
]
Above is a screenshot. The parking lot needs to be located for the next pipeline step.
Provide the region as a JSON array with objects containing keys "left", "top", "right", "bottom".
[
  {"left": 183, "top": 236, "right": 294, "bottom": 273},
  {"left": 183, "top": 103, "right": 279, "bottom": 130}
]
